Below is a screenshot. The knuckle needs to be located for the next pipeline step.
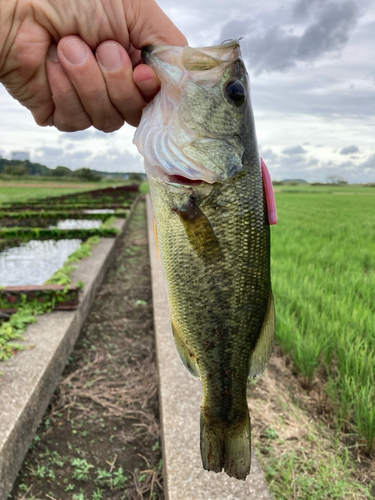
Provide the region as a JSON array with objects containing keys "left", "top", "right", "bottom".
[
  {"left": 95, "top": 118, "right": 124, "bottom": 133},
  {"left": 92, "top": 111, "right": 124, "bottom": 133},
  {"left": 56, "top": 119, "right": 91, "bottom": 132}
]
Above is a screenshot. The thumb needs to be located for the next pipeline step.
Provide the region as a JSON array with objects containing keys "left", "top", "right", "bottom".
[{"left": 127, "top": 0, "right": 188, "bottom": 49}]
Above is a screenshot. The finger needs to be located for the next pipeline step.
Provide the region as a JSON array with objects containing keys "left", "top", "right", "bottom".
[
  {"left": 96, "top": 41, "right": 152, "bottom": 127},
  {"left": 129, "top": 46, "right": 161, "bottom": 103},
  {"left": 128, "top": 0, "right": 188, "bottom": 48},
  {"left": 58, "top": 36, "right": 124, "bottom": 133},
  {"left": 133, "top": 64, "right": 160, "bottom": 102},
  {"left": 46, "top": 44, "right": 92, "bottom": 131}
]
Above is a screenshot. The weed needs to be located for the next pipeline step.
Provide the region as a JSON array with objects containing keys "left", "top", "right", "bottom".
[
  {"left": 264, "top": 426, "right": 278, "bottom": 440},
  {"left": 92, "top": 489, "right": 103, "bottom": 500},
  {"left": 71, "top": 458, "right": 94, "bottom": 481}
]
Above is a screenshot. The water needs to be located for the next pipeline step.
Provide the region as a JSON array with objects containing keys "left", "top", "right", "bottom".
[
  {"left": 85, "top": 209, "right": 115, "bottom": 214},
  {"left": 50, "top": 219, "right": 103, "bottom": 229},
  {"left": 0, "top": 239, "right": 82, "bottom": 286}
]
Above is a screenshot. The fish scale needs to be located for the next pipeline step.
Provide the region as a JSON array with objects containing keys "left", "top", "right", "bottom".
[{"left": 134, "top": 40, "right": 275, "bottom": 480}]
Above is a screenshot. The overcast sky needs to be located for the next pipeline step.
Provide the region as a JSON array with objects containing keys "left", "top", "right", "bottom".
[{"left": 0, "top": 0, "right": 374, "bottom": 182}]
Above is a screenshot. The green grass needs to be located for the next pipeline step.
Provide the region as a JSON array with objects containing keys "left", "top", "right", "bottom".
[
  {"left": 258, "top": 439, "right": 373, "bottom": 500},
  {"left": 274, "top": 184, "right": 375, "bottom": 195},
  {"left": 0, "top": 180, "right": 129, "bottom": 206},
  {"left": 139, "top": 181, "right": 150, "bottom": 194},
  {"left": 272, "top": 186, "right": 375, "bottom": 452}
]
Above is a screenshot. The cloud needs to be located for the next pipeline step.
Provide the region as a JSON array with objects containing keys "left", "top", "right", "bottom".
[
  {"left": 34, "top": 146, "right": 65, "bottom": 156},
  {"left": 218, "top": 0, "right": 360, "bottom": 74},
  {"left": 340, "top": 145, "right": 359, "bottom": 155},
  {"left": 293, "top": 0, "right": 326, "bottom": 19},
  {"left": 59, "top": 130, "right": 93, "bottom": 141},
  {"left": 33, "top": 146, "right": 143, "bottom": 173},
  {"left": 359, "top": 154, "right": 375, "bottom": 171},
  {"left": 282, "top": 145, "right": 307, "bottom": 155},
  {"left": 296, "top": 1, "right": 359, "bottom": 61}
]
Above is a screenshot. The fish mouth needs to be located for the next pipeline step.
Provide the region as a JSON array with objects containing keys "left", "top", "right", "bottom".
[{"left": 167, "top": 175, "right": 205, "bottom": 186}]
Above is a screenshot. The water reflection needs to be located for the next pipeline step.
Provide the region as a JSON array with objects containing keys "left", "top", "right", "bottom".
[
  {"left": 0, "top": 239, "right": 82, "bottom": 286},
  {"left": 85, "top": 209, "right": 115, "bottom": 214},
  {"left": 50, "top": 219, "right": 102, "bottom": 229}
]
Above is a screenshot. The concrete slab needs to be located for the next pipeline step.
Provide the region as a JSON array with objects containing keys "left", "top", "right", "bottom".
[
  {"left": 0, "top": 214, "right": 131, "bottom": 500},
  {"left": 146, "top": 195, "right": 273, "bottom": 500}
]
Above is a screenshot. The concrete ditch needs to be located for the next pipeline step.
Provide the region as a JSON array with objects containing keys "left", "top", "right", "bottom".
[
  {"left": 0, "top": 214, "right": 130, "bottom": 500},
  {"left": 146, "top": 196, "right": 273, "bottom": 500}
]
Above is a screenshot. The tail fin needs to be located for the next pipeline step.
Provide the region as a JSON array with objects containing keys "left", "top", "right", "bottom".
[{"left": 200, "top": 410, "right": 251, "bottom": 480}]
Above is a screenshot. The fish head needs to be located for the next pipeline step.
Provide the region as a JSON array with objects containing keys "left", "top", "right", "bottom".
[{"left": 134, "top": 40, "right": 257, "bottom": 187}]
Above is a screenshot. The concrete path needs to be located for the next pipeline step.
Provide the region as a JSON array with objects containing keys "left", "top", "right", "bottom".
[{"left": 146, "top": 196, "right": 273, "bottom": 500}]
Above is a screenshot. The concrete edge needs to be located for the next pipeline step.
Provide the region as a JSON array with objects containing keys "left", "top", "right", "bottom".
[
  {"left": 0, "top": 197, "right": 140, "bottom": 500},
  {"left": 146, "top": 194, "right": 273, "bottom": 500}
]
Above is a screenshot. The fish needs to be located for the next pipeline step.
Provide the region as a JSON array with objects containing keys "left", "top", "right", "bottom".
[{"left": 133, "top": 40, "right": 276, "bottom": 481}]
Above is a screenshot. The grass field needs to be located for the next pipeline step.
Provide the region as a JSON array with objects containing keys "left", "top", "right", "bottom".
[
  {"left": 0, "top": 180, "right": 128, "bottom": 205},
  {"left": 272, "top": 185, "right": 375, "bottom": 452}
]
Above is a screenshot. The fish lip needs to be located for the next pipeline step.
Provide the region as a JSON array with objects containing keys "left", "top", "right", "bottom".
[
  {"left": 141, "top": 45, "right": 178, "bottom": 64},
  {"left": 141, "top": 45, "right": 156, "bottom": 64}
]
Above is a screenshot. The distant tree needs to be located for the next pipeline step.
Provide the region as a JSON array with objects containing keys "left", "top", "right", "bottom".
[
  {"left": 52, "top": 166, "right": 72, "bottom": 177},
  {"left": 24, "top": 159, "right": 52, "bottom": 176},
  {"left": 327, "top": 175, "right": 347, "bottom": 185},
  {"left": 128, "top": 172, "right": 144, "bottom": 183},
  {"left": 3, "top": 164, "right": 28, "bottom": 176},
  {"left": 74, "top": 167, "right": 102, "bottom": 181}
]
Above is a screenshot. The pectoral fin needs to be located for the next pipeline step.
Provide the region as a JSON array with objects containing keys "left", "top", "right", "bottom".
[
  {"left": 171, "top": 318, "right": 200, "bottom": 379},
  {"left": 248, "top": 291, "right": 275, "bottom": 378},
  {"left": 176, "top": 196, "right": 222, "bottom": 262}
]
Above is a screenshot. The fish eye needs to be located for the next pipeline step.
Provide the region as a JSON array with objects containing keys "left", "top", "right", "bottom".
[{"left": 225, "top": 80, "right": 246, "bottom": 107}]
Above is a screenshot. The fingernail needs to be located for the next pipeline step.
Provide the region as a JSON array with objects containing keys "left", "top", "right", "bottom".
[
  {"left": 47, "top": 45, "right": 59, "bottom": 63},
  {"left": 96, "top": 43, "right": 122, "bottom": 71},
  {"left": 61, "top": 38, "right": 89, "bottom": 66}
]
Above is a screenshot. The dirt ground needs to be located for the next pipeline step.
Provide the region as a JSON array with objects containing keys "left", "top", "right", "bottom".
[
  {"left": 249, "top": 346, "right": 375, "bottom": 499},
  {"left": 10, "top": 199, "right": 163, "bottom": 500}
]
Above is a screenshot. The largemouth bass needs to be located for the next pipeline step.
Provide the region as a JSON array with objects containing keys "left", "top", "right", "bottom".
[{"left": 134, "top": 40, "right": 276, "bottom": 481}]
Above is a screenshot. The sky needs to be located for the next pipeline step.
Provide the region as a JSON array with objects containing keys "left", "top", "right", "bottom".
[{"left": 0, "top": 0, "right": 374, "bottom": 182}]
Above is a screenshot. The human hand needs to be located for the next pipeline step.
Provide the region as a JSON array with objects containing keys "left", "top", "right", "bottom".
[{"left": 0, "top": 0, "right": 187, "bottom": 131}]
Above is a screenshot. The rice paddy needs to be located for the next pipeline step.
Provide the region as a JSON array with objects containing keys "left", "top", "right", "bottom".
[{"left": 271, "top": 185, "right": 375, "bottom": 453}]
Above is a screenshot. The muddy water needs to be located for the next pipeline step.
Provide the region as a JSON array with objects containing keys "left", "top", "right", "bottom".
[{"left": 0, "top": 239, "right": 82, "bottom": 286}]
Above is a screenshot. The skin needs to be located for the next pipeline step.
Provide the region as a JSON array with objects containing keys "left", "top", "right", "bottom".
[{"left": 0, "top": 0, "right": 187, "bottom": 131}]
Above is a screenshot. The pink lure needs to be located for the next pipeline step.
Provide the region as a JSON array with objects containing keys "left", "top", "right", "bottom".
[{"left": 261, "top": 158, "right": 278, "bottom": 225}]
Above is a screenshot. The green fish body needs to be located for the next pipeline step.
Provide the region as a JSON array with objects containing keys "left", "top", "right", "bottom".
[{"left": 134, "top": 40, "right": 275, "bottom": 480}]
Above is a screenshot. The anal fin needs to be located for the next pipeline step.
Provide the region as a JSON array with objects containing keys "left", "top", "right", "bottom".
[{"left": 248, "top": 290, "right": 275, "bottom": 379}]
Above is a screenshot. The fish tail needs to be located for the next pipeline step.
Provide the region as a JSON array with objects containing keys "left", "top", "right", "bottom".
[{"left": 200, "top": 409, "right": 251, "bottom": 480}]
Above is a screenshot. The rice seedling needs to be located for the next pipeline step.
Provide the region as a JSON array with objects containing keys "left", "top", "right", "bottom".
[{"left": 272, "top": 187, "right": 375, "bottom": 452}]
